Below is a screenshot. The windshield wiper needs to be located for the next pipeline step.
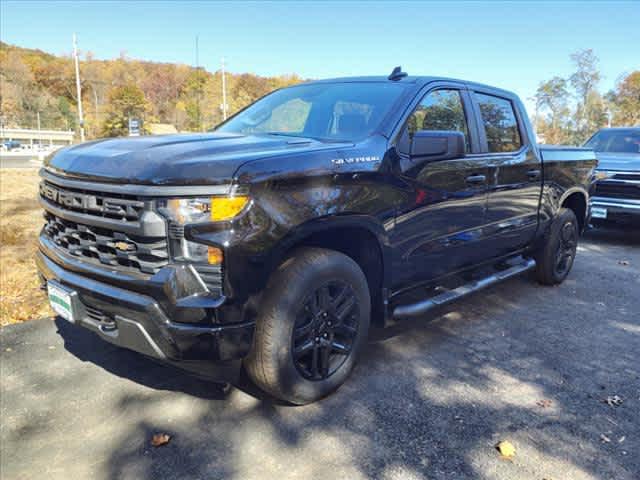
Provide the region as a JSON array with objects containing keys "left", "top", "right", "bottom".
[{"left": 264, "top": 132, "right": 309, "bottom": 138}]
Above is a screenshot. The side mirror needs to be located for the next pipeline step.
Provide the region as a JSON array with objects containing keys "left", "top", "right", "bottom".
[{"left": 409, "top": 130, "right": 465, "bottom": 164}]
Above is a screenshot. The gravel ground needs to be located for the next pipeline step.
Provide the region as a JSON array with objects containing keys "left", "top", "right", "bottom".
[{"left": 1, "top": 226, "right": 638, "bottom": 480}]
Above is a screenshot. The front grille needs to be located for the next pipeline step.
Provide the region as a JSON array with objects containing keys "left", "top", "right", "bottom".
[
  {"left": 612, "top": 173, "right": 640, "bottom": 181},
  {"left": 594, "top": 181, "right": 640, "bottom": 200},
  {"left": 43, "top": 213, "right": 169, "bottom": 274},
  {"left": 40, "top": 181, "right": 145, "bottom": 221}
]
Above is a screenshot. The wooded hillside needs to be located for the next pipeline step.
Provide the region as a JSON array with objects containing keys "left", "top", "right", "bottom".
[
  {"left": 1, "top": 42, "right": 638, "bottom": 143},
  {"left": 0, "top": 42, "right": 303, "bottom": 138}
]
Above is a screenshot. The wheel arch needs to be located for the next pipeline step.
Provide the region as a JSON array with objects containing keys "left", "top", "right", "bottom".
[
  {"left": 270, "top": 216, "right": 391, "bottom": 326},
  {"left": 559, "top": 188, "right": 589, "bottom": 232}
]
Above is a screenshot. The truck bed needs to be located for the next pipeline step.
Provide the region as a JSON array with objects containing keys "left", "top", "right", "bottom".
[{"left": 539, "top": 145, "right": 596, "bottom": 162}]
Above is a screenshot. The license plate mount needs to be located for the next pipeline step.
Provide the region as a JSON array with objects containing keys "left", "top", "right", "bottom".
[
  {"left": 47, "top": 281, "right": 76, "bottom": 323},
  {"left": 591, "top": 207, "right": 608, "bottom": 219}
]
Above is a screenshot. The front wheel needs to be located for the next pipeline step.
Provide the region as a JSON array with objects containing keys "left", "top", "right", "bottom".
[
  {"left": 244, "top": 247, "right": 371, "bottom": 405},
  {"left": 534, "top": 208, "right": 579, "bottom": 285}
]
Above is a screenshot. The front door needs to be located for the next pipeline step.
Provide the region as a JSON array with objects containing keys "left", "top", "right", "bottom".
[{"left": 391, "top": 87, "right": 490, "bottom": 290}]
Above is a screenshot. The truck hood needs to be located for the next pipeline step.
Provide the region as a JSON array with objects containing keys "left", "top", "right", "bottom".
[
  {"left": 595, "top": 152, "right": 640, "bottom": 172},
  {"left": 44, "top": 133, "right": 344, "bottom": 185}
]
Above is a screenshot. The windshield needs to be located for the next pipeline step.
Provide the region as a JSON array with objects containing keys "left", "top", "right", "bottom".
[
  {"left": 217, "top": 82, "right": 407, "bottom": 141},
  {"left": 584, "top": 130, "right": 640, "bottom": 154}
]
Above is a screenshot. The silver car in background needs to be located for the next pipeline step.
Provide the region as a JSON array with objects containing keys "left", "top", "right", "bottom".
[{"left": 586, "top": 128, "right": 640, "bottom": 227}]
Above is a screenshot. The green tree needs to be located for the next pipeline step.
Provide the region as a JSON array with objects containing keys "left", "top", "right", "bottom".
[{"left": 101, "top": 84, "right": 150, "bottom": 137}]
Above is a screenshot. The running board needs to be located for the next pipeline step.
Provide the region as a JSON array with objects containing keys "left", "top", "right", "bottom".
[{"left": 392, "top": 258, "right": 536, "bottom": 320}]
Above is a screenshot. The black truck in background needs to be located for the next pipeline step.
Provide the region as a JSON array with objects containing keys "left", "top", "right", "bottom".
[{"left": 37, "top": 69, "right": 597, "bottom": 404}]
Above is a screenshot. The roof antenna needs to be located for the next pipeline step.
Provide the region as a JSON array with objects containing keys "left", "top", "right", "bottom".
[{"left": 388, "top": 66, "right": 407, "bottom": 81}]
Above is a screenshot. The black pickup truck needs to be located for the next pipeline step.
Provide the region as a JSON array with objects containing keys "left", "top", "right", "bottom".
[{"left": 37, "top": 69, "right": 596, "bottom": 404}]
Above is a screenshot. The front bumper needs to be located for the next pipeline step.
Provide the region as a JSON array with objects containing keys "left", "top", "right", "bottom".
[
  {"left": 590, "top": 196, "right": 640, "bottom": 225},
  {"left": 36, "top": 238, "right": 255, "bottom": 382}
]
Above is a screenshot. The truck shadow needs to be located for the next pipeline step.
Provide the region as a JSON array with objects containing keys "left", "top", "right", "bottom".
[
  {"left": 53, "top": 317, "right": 229, "bottom": 400},
  {"left": 51, "top": 254, "right": 639, "bottom": 479},
  {"left": 102, "top": 280, "right": 639, "bottom": 479},
  {"left": 583, "top": 225, "right": 640, "bottom": 247}
]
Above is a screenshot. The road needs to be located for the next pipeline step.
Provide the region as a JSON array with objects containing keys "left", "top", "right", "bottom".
[
  {"left": 1, "top": 227, "right": 639, "bottom": 480},
  {"left": 0, "top": 153, "right": 43, "bottom": 169}
]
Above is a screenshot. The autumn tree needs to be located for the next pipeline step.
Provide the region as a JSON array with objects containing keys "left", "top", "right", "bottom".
[
  {"left": 569, "top": 49, "right": 606, "bottom": 142},
  {"left": 102, "top": 84, "right": 150, "bottom": 137},
  {"left": 607, "top": 71, "right": 640, "bottom": 126},
  {"left": 177, "top": 68, "right": 209, "bottom": 132},
  {"left": 533, "top": 77, "right": 570, "bottom": 144},
  {"left": 232, "top": 73, "right": 272, "bottom": 108}
]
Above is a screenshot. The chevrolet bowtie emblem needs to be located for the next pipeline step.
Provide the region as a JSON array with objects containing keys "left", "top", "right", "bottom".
[{"left": 114, "top": 241, "right": 135, "bottom": 252}]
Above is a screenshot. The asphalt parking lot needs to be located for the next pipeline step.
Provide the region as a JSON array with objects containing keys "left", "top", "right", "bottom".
[{"left": 1, "top": 226, "right": 638, "bottom": 480}]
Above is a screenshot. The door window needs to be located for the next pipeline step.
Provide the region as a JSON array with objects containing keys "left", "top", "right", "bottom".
[
  {"left": 403, "top": 89, "right": 470, "bottom": 153},
  {"left": 474, "top": 93, "right": 522, "bottom": 153}
]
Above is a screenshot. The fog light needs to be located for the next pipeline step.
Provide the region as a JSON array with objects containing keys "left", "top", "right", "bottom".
[{"left": 208, "top": 246, "right": 223, "bottom": 265}]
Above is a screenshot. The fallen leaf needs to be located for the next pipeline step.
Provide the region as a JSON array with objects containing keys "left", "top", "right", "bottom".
[
  {"left": 536, "top": 399, "right": 553, "bottom": 408},
  {"left": 151, "top": 433, "right": 171, "bottom": 447},
  {"left": 604, "top": 395, "right": 623, "bottom": 407},
  {"left": 600, "top": 434, "right": 611, "bottom": 443},
  {"left": 496, "top": 440, "right": 516, "bottom": 458}
]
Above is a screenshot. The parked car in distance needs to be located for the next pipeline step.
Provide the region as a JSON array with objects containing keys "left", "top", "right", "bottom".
[
  {"left": 1, "top": 140, "right": 21, "bottom": 151},
  {"left": 585, "top": 127, "right": 640, "bottom": 227},
  {"left": 37, "top": 68, "right": 597, "bottom": 404}
]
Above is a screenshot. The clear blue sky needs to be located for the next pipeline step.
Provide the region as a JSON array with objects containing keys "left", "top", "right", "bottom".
[{"left": 1, "top": 1, "right": 638, "bottom": 110}]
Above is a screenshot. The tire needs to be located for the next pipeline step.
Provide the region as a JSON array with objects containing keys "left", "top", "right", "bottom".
[
  {"left": 244, "top": 247, "right": 371, "bottom": 405},
  {"left": 534, "top": 208, "right": 579, "bottom": 285}
]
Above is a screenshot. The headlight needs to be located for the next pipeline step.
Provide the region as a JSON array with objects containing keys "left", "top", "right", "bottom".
[
  {"left": 157, "top": 196, "right": 249, "bottom": 264},
  {"left": 158, "top": 196, "right": 249, "bottom": 224}
]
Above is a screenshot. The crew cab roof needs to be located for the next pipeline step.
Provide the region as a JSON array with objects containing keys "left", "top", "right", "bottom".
[{"left": 304, "top": 75, "right": 518, "bottom": 99}]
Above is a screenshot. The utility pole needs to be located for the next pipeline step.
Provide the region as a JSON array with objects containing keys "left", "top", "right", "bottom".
[
  {"left": 73, "top": 33, "right": 85, "bottom": 142},
  {"left": 195, "top": 35, "right": 202, "bottom": 132},
  {"left": 37, "top": 111, "right": 41, "bottom": 148},
  {"left": 221, "top": 57, "right": 228, "bottom": 120}
]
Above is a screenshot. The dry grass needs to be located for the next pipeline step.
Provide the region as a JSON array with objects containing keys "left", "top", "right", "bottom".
[{"left": 0, "top": 168, "right": 52, "bottom": 326}]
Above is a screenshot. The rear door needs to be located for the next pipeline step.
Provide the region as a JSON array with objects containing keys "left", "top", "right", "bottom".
[
  {"left": 391, "top": 85, "right": 491, "bottom": 289},
  {"left": 469, "top": 90, "right": 541, "bottom": 258}
]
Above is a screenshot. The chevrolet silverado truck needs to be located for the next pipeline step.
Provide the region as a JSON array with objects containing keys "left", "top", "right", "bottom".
[
  {"left": 37, "top": 69, "right": 597, "bottom": 404},
  {"left": 585, "top": 127, "right": 640, "bottom": 227}
]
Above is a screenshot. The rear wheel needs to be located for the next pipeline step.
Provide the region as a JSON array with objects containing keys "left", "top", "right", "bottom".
[
  {"left": 534, "top": 208, "right": 579, "bottom": 285},
  {"left": 245, "top": 247, "right": 370, "bottom": 405}
]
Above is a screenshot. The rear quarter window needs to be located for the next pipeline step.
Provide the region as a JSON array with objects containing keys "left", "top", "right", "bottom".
[{"left": 474, "top": 93, "right": 522, "bottom": 153}]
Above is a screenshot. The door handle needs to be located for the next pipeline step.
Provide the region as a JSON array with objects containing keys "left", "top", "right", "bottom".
[
  {"left": 466, "top": 174, "right": 486, "bottom": 185},
  {"left": 527, "top": 169, "right": 541, "bottom": 180}
]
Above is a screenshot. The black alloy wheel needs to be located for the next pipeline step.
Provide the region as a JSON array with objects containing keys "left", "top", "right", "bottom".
[
  {"left": 292, "top": 281, "right": 359, "bottom": 380},
  {"left": 553, "top": 220, "right": 578, "bottom": 277},
  {"left": 535, "top": 207, "right": 579, "bottom": 285}
]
